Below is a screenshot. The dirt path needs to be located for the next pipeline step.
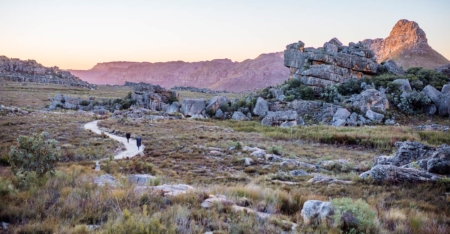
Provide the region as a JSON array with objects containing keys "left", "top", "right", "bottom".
[{"left": 84, "top": 120, "right": 144, "bottom": 160}]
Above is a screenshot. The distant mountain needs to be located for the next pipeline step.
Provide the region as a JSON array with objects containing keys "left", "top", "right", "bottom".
[
  {"left": 363, "top": 19, "right": 449, "bottom": 69},
  {"left": 0, "top": 56, "right": 93, "bottom": 88},
  {"left": 70, "top": 52, "right": 288, "bottom": 92}
]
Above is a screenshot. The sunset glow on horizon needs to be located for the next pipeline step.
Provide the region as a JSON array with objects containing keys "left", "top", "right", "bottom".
[{"left": 1, "top": 0, "right": 449, "bottom": 70}]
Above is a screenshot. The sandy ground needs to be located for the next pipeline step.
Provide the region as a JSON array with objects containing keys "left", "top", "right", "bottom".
[{"left": 84, "top": 120, "right": 144, "bottom": 160}]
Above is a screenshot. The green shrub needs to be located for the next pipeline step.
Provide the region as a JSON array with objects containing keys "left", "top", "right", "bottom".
[
  {"left": 284, "top": 95, "right": 295, "bottom": 102},
  {"left": 168, "top": 93, "right": 178, "bottom": 104},
  {"left": 397, "top": 91, "right": 431, "bottom": 115},
  {"left": 407, "top": 67, "right": 449, "bottom": 90},
  {"left": 299, "top": 86, "right": 315, "bottom": 100},
  {"left": 337, "top": 79, "right": 363, "bottom": 96},
  {"left": 79, "top": 100, "right": 90, "bottom": 106},
  {"left": 269, "top": 145, "right": 283, "bottom": 155},
  {"left": 321, "top": 86, "right": 340, "bottom": 103},
  {"left": 8, "top": 132, "right": 60, "bottom": 177},
  {"left": 220, "top": 102, "right": 230, "bottom": 112},
  {"left": 330, "top": 197, "right": 377, "bottom": 233},
  {"left": 205, "top": 108, "right": 215, "bottom": 116}
]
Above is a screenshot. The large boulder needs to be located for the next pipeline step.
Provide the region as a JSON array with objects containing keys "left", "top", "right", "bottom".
[
  {"left": 359, "top": 165, "right": 441, "bottom": 183},
  {"left": 261, "top": 110, "right": 298, "bottom": 127},
  {"left": 365, "top": 110, "right": 384, "bottom": 123},
  {"left": 252, "top": 97, "right": 269, "bottom": 117},
  {"left": 422, "top": 85, "right": 442, "bottom": 104},
  {"left": 332, "top": 108, "right": 350, "bottom": 127},
  {"left": 392, "top": 79, "right": 412, "bottom": 92},
  {"left": 181, "top": 99, "right": 206, "bottom": 117},
  {"left": 206, "top": 96, "right": 230, "bottom": 112},
  {"left": 284, "top": 39, "right": 379, "bottom": 92},
  {"left": 232, "top": 111, "right": 247, "bottom": 121},
  {"left": 301, "top": 200, "right": 334, "bottom": 225},
  {"left": 165, "top": 102, "right": 180, "bottom": 114},
  {"left": 442, "top": 84, "right": 450, "bottom": 94},
  {"left": 438, "top": 93, "right": 450, "bottom": 116},
  {"left": 269, "top": 88, "right": 285, "bottom": 101},
  {"left": 348, "top": 89, "right": 389, "bottom": 113},
  {"left": 383, "top": 60, "right": 406, "bottom": 76}
]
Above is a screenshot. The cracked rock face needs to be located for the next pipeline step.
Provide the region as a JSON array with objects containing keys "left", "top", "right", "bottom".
[{"left": 284, "top": 38, "right": 379, "bottom": 92}]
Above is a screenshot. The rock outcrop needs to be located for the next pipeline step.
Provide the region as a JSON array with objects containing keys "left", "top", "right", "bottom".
[
  {"left": 0, "top": 56, "right": 94, "bottom": 88},
  {"left": 70, "top": 52, "right": 289, "bottom": 92},
  {"left": 363, "top": 19, "right": 449, "bottom": 69},
  {"left": 360, "top": 141, "right": 450, "bottom": 182},
  {"left": 181, "top": 99, "right": 206, "bottom": 117},
  {"left": 284, "top": 38, "right": 379, "bottom": 91}
]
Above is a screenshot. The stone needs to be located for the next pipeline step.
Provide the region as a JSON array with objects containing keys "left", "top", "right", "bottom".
[
  {"left": 253, "top": 97, "right": 269, "bottom": 117},
  {"left": 346, "top": 112, "right": 358, "bottom": 126},
  {"left": 384, "top": 60, "right": 406, "bottom": 76},
  {"left": 319, "top": 159, "right": 351, "bottom": 172},
  {"left": 385, "top": 119, "right": 396, "bottom": 125},
  {"left": 265, "top": 154, "right": 283, "bottom": 162},
  {"left": 135, "top": 184, "right": 194, "bottom": 196},
  {"left": 442, "top": 84, "right": 450, "bottom": 94},
  {"left": 438, "top": 93, "right": 450, "bottom": 116},
  {"left": 129, "top": 174, "right": 156, "bottom": 185},
  {"left": 94, "top": 174, "right": 116, "bottom": 186},
  {"left": 348, "top": 89, "right": 389, "bottom": 113},
  {"left": 392, "top": 79, "right": 412, "bottom": 92},
  {"left": 206, "top": 96, "right": 230, "bottom": 112},
  {"left": 232, "top": 111, "right": 247, "bottom": 121},
  {"left": 215, "top": 109, "right": 224, "bottom": 118},
  {"left": 284, "top": 39, "right": 379, "bottom": 92},
  {"left": 251, "top": 150, "right": 266, "bottom": 158},
  {"left": 166, "top": 102, "right": 180, "bottom": 114},
  {"left": 261, "top": 110, "right": 298, "bottom": 126},
  {"left": 422, "top": 85, "right": 442, "bottom": 104},
  {"left": 269, "top": 88, "right": 285, "bottom": 101},
  {"left": 391, "top": 141, "right": 435, "bottom": 167},
  {"left": 242, "top": 146, "right": 263, "bottom": 152},
  {"left": 359, "top": 165, "right": 441, "bottom": 182},
  {"left": 365, "top": 110, "right": 384, "bottom": 123},
  {"left": 280, "top": 120, "right": 297, "bottom": 128},
  {"left": 181, "top": 99, "right": 206, "bottom": 117},
  {"left": 244, "top": 157, "right": 255, "bottom": 166},
  {"left": 289, "top": 170, "right": 309, "bottom": 177},
  {"left": 301, "top": 200, "right": 335, "bottom": 225},
  {"left": 332, "top": 108, "right": 350, "bottom": 127},
  {"left": 307, "top": 175, "right": 353, "bottom": 184}
]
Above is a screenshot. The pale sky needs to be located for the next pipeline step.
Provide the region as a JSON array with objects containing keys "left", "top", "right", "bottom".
[{"left": 1, "top": 0, "right": 449, "bottom": 70}]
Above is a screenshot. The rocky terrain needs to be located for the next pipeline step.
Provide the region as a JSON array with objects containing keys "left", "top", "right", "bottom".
[
  {"left": 70, "top": 52, "right": 288, "bottom": 92},
  {"left": 363, "top": 19, "right": 449, "bottom": 69},
  {"left": 0, "top": 56, "right": 94, "bottom": 88},
  {"left": 284, "top": 38, "right": 379, "bottom": 92}
]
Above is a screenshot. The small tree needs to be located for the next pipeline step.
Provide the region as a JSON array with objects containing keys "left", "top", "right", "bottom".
[{"left": 9, "top": 132, "right": 60, "bottom": 177}]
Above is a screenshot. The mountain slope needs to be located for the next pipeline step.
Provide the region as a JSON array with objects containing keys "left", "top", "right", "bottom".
[
  {"left": 70, "top": 52, "right": 288, "bottom": 92},
  {"left": 363, "top": 19, "right": 449, "bottom": 69}
]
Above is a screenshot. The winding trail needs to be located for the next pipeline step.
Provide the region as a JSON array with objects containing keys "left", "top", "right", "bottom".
[{"left": 84, "top": 120, "right": 144, "bottom": 161}]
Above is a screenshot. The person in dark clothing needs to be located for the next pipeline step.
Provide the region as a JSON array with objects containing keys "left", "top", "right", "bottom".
[
  {"left": 136, "top": 137, "right": 142, "bottom": 150},
  {"left": 126, "top": 133, "right": 131, "bottom": 143}
]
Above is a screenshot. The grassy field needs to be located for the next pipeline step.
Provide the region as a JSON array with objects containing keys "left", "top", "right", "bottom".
[{"left": 0, "top": 83, "right": 449, "bottom": 233}]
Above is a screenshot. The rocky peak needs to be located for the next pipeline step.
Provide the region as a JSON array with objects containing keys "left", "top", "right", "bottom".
[{"left": 363, "top": 19, "right": 449, "bottom": 69}]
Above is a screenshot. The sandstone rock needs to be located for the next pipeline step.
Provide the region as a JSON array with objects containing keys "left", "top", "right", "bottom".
[
  {"left": 261, "top": 110, "right": 298, "bottom": 126},
  {"left": 348, "top": 89, "right": 389, "bottom": 113},
  {"left": 166, "top": 102, "right": 180, "bottom": 114},
  {"left": 181, "top": 99, "right": 206, "bottom": 117},
  {"left": 206, "top": 96, "right": 230, "bottom": 112},
  {"left": 284, "top": 39, "right": 379, "bottom": 91},
  {"left": 365, "top": 110, "right": 384, "bottom": 123},
  {"left": 442, "top": 84, "right": 450, "bottom": 94},
  {"left": 438, "top": 93, "right": 450, "bottom": 116},
  {"left": 129, "top": 174, "right": 156, "bottom": 185},
  {"left": 392, "top": 79, "right": 412, "bottom": 92},
  {"left": 253, "top": 97, "right": 269, "bottom": 117},
  {"left": 301, "top": 200, "right": 334, "bottom": 225},
  {"left": 359, "top": 165, "right": 441, "bottom": 182},
  {"left": 422, "top": 85, "right": 442, "bottom": 104},
  {"left": 383, "top": 60, "right": 406, "bottom": 76},
  {"left": 289, "top": 170, "right": 309, "bottom": 177},
  {"left": 215, "top": 109, "right": 224, "bottom": 118},
  {"left": 232, "top": 111, "right": 247, "bottom": 121},
  {"left": 332, "top": 108, "right": 350, "bottom": 127}
]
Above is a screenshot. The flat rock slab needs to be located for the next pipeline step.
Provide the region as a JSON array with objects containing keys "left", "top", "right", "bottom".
[{"left": 135, "top": 184, "right": 194, "bottom": 196}]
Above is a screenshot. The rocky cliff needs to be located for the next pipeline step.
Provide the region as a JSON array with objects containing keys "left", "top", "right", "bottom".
[
  {"left": 70, "top": 52, "right": 288, "bottom": 92},
  {"left": 363, "top": 19, "right": 449, "bottom": 69},
  {"left": 0, "top": 56, "right": 93, "bottom": 88},
  {"left": 284, "top": 38, "right": 379, "bottom": 91}
]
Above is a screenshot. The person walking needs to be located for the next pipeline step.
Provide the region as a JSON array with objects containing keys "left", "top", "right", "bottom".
[
  {"left": 126, "top": 133, "right": 131, "bottom": 143},
  {"left": 136, "top": 137, "right": 142, "bottom": 150}
]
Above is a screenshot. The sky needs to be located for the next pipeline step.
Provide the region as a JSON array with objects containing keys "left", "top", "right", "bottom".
[{"left": 0, "top": 0, "right": 449, "bottom": 70}]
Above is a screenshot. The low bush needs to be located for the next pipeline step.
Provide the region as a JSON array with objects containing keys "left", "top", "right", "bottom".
[
  {"left": 397, "top": 91, "right": 431, "bottom": 115},
  {"left": 330, "top": 197, "right": 377, "bottom": 233}
]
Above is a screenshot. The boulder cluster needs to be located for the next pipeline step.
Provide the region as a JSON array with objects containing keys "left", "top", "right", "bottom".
[
  {"left": 360, "top": 141, "right": 450, "bottom": 182},
  {"left": 284, "top": 38, "right": 379, "bottom": 92},
  {"left": 0, "top": 56, "right": 94, "bottom": 89}
]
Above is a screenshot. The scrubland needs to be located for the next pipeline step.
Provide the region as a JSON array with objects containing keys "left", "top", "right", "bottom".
[{"left": 0, "top": 83, "right": 449, "bottom": 233}]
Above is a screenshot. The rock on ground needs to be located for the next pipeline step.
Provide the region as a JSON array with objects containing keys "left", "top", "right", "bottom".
[{"left": 301, "top": 200, "right": 335, "bottom": 225}]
